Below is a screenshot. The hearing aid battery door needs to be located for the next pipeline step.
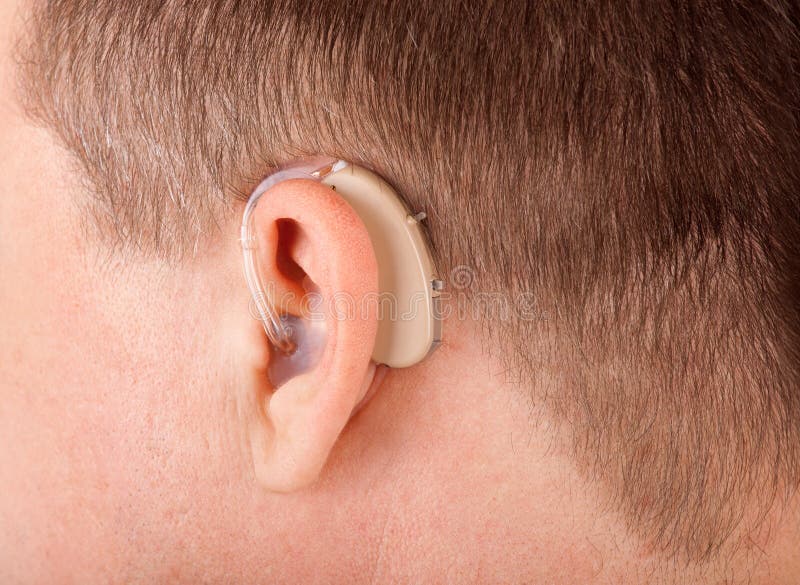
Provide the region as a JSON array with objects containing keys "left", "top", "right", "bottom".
[{"left": 322, "top": 164, "right": 442, "bottom": 368}]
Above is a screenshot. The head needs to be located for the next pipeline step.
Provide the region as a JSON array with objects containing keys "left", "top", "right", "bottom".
[{"left": 1, "top": 0, "right": 800, "bottom": 582}]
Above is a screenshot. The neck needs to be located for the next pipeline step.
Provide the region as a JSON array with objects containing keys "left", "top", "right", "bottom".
[{"left": 346, "top": 317, "right": 800, "bottom": 583}]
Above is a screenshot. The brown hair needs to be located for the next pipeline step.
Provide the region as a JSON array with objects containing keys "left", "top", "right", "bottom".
[{"left": 18, "top": 0, "right": 800, "bottom": 563}]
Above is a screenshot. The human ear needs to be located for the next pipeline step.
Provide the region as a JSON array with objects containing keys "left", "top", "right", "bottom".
[{"left": 242, "top": 177, "right": 379, "bottom": 492}]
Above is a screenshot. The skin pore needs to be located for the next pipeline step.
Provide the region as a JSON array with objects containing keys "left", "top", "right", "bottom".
[{"left": 1, "top": 0, "right": 799, "bottom": 583}]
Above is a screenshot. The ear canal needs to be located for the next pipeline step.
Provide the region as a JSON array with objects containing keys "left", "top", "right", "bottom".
[{"left": 269, "top": 314, "right": 326, "bottom": 388}]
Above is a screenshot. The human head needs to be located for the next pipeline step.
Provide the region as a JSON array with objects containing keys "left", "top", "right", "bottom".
[{"left": 1, "top": 0, "right": 799, "bottom": 581}]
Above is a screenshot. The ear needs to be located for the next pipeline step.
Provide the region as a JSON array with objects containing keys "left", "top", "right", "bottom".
[{"left": 242, "top": 178, "right": 379, "bottom": 492}]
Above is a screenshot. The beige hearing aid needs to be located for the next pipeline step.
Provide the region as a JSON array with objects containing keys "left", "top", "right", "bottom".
[{"left": 241, "top": 159, "right": 442, "bottom": 369}]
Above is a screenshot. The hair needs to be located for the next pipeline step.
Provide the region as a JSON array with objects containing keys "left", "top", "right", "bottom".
[{"left": 17, "top": 0, "right": 800, "bottom": 565}]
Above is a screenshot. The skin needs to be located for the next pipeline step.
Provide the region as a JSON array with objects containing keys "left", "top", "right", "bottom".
[{"left": 0, "top": 1, "right": 798, "bottom": 583}]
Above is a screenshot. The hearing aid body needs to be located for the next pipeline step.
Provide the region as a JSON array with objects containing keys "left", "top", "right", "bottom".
[{"left": 241, "top": 159, "right": 442, "bottom": 369}]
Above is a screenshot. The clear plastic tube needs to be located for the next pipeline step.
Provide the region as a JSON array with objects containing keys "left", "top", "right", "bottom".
[{"left": 240, "top": 158, "right": 349, "bottom": 354}]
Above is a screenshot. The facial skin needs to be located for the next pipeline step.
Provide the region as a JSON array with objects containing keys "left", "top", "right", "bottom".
[{"left": 0, "top": 1, "right": 799, "bottom": 583}]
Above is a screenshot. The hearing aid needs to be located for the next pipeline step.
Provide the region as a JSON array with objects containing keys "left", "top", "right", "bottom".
[{"left": 241, "top": 158, "right": 442, "bottom": 379}]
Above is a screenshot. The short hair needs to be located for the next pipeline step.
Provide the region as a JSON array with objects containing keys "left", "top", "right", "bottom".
[{"left": 18, "top": 0, "right": 800, "bottom": 564}]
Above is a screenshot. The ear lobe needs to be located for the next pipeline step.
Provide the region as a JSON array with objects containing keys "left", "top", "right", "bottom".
[{"left": 245, "top": 178, "right": 379, "bottom": 491}]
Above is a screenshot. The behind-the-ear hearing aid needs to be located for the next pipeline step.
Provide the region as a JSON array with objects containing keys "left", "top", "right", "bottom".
[{"left": 241, "top": 158, "right": 442, "bottom": 372}]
